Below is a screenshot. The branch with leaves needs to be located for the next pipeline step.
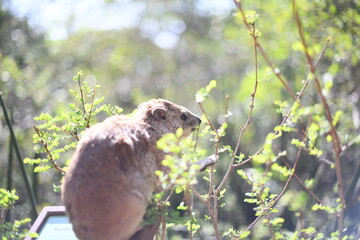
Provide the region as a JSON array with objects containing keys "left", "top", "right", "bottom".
[{"left": 25, "top": 71, "right": 123, "bottom": 175}]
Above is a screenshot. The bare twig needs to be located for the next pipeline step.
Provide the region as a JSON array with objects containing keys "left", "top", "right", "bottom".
[
  {"left": 163, "top": 189, "right": 175, "bottom": 204},
  {"left": 190, "top": 185, "right": 208, "bottom": 205}
]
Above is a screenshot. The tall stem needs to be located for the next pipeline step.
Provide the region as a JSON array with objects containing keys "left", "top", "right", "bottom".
[{"left": 0, "top": 93, "right": 38, "bottom": 218}]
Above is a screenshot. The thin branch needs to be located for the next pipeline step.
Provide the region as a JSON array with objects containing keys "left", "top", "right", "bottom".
[
  {"left": 77, "top": 76, "right": 86, "bottom": 116},
  {"left": 197, "top": 100, "right": 223, "bottom": 239},
  {"left": 190, "top": 185, "right": 207, "bottom": 205},
  {"left": 233, "top": 0, "right": 297, "bottom": 101},
  {"left": 212, "top": 189, "right": 222, "bottom": 240},
  {"left": 224, "top": 95, "right": 230, "bottom": 123},
  {"left": 160, "top": 216, "right": 166, "bottom": 240},
  {"left": 272, "top": 142, "right": 303, "bottom": 206},
  {"left": 163, "top": 188, "right": 175, "bottom": 204},
  {"left": 198, "top": 102, "right": 220, "bottom": 139},
  {"left": 291, "top": 1, "right": 341, "bottom": 155},
  {"left": 291, "top": 0, "right": 345, "bottom": 235},
  {"left": 216, "top": 21, "right": 260, "bottom": 195},
  {"left": 277, "top": 119, "right": 326, "bottom": 206},
  {"left": 33, "top": 127, "right": 66, "bottom": 174},
  {"left": 313, "top": 37, "right": 332, "bottom": 70},
  {"left": 280, "top": 155, "right": 325, "bottom": 205},
  {"left": 53, "top": 123, "right": 80, "bottom": 141},
  {"left": 85, "top": 87, "right": 97, "bottom": 128}
]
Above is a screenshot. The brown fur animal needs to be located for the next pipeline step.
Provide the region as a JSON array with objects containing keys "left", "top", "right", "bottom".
[{"left": 61, "top": 99, "right": 214, "bottom": 240}]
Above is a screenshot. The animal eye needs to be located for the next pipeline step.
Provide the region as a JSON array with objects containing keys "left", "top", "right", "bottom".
[{"left": 180, "top": 113, "right": 188, "bottom": 121}]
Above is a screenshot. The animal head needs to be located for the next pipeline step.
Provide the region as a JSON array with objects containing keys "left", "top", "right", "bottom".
[{"left": 135, "top": 99, "right": 201, "bottom": 138}]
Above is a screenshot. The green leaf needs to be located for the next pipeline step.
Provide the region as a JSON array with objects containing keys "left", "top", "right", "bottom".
[
  {"left": 73, "top": 70, "right": 84, "bottom": 81},
  {"left": 291, "top": 139, "right": 305, "bottom": 148},
  {"left": 27, "top": 232, "right": 39, "bottom": 238},
  {"left": 244, "top": 198, "right": 257, "bottom": 203},
  {"left": 205, "top": 80, "right": 217, "bottom": 92},
  {"left": 245, "top": 10, "right": 259, "bottom": 25},
  {"left": 237, "top": 170, "right": 249, "bottom": 181},
  {"left": 239, "top": 231, "right": 251, "bottom": 239},
  {"left": 270, "top": 217, "right": 284, "bottom": 226},
  {"left": 271, "top": 163, "right": 292, "bottom": 177},
  {"left": 309, "top": 147, "right": 323, "bottom": 157},
  {"left": 274, "top": 125, "right": 294, "bottom": 133},
  {"left": 23, "top": 158, "right": 42, "bottom": 165},
  {"left": 34, "top": 165, "right": 52, "bottom": 173},
  {"left": 333, "top": 110, "right": 343, "bottom": 126},
  {"left": 195, "top": 80, "right": 217, "bottom": 103},
  {"left": 304, "top": 178, "right": 315, "bottom": 189}
]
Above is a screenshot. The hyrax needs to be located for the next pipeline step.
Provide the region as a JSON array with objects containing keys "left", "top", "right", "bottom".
[{"left": 62, "top": 99, "right": 213, "bottom": 240}]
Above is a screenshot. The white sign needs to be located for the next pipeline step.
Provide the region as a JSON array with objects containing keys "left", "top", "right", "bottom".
[{"left": 37, "top": 215, "right": 78, "bottom": 240}]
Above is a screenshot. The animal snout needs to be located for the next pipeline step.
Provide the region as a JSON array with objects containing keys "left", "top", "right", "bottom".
[
  {"left": 196, "top": 116, "right": 202, "bottom": 125},
  {"left": 190, "top": 116, "right": 202, "bottom": 131},
  {"left": 191, "top": 116, "right": 201, "bottom": 126}
]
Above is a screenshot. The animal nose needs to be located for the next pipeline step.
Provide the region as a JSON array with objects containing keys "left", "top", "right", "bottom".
[{"left": 197, "top": 117, "right": 202, "bottom": 124}]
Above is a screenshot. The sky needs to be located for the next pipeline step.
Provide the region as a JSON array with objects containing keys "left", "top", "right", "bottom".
[
  {"left": 7, "top": 0, "right": 234, "bottom": 42},
  {"left": 7, "top": 0, "right": 145, "bottom": 40}
]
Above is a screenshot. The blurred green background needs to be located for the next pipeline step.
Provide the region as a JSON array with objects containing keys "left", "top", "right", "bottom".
[{"left": 0, "top": 0, "right": 359, "bottom": 238}]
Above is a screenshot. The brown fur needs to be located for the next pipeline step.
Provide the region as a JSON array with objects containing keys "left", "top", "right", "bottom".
[{"left": 61, "top": 99, "right": 202, "bottom": 240}]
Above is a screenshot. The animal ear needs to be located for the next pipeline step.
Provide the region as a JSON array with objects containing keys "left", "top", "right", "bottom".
[{"left": 152, "top": 108, "right": 167, "bottom": 120}]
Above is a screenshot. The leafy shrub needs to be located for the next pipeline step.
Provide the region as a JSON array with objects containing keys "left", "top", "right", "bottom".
[{"left": 0, "top": 189, "right": 38, "bottom": 240}]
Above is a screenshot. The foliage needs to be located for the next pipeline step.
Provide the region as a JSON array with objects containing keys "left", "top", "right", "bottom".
[
  {"left": 0, "top": 189, "right": 38, "bottom": 240},
  {"left": 24, "top": 71, "right": 123, "bottom": 175},
  {"left": 156, "top": 129, "right": 205, "bottom": 189}
]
